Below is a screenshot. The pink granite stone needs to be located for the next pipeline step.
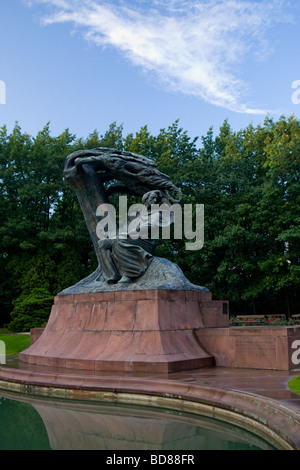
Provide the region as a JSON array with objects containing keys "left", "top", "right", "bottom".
[
  {"left": 196, "top": 326, "right": 300, "bottom": 370},
  {"left": 21, "top": 289, "right": 228, "bottom": 373}
]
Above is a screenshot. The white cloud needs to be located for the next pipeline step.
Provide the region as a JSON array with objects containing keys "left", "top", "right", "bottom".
[{"left": 25, "top": 0, "right": 291, "bottom": 114}]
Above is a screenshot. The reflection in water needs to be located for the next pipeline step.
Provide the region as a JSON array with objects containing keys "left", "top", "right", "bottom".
[
  {"left": 0, "top": 394, "right": 276, "bottom": 450},
  {"left": 0, "top": 395, "right": 50, "bottom": 450}
]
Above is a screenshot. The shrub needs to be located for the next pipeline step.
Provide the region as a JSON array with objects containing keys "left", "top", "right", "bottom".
[
  {"left": 229, "top": 316, "right": 295, "bottom": 327},
  {"left": 8, "top": 288, "right": 53, "bottom": 332}
]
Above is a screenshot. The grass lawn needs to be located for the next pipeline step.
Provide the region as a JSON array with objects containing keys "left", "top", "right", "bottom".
[
  {"left": 288, "top": 376, "right": 300, "bottom": 396},
  {"left": 0, "top": 334, "right": 30, "bottom": 355}
]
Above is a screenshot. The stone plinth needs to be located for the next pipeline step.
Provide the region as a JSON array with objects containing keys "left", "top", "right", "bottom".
[
  {"left": 20, "top": 290, "right": 229, "bottom": 373},
  {"left": 196, "top": 326, "right": 300, "bottom": 371},
  {"left": 30, "top": 328, "right": 45, "bottom": 345}
]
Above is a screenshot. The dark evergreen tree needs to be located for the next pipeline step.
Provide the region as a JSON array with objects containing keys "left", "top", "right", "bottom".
[{"left": 0, "top": 116, "right": 299, "bottom": 330}]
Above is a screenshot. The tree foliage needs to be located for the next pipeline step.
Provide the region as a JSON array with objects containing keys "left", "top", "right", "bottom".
[{"left": 0, "top": 116, "right": 299, "bottom": 330}]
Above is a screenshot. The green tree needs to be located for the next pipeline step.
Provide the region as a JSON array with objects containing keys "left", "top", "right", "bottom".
[
  {"left": 0, "top": 123, "right": 91, "bottom": 328},
  {"left": 0, "top": 117, "right": 299, "bottom": 329},
  {"left": 8, "top": 287, "right": 54, "bottom": 332},
  {"left": 257, "top": 116, "right": 300, "bottom": 316}
]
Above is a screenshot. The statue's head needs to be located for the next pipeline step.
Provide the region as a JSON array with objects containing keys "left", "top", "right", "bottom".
[{"left": 142, "top": 190, "right": 162, "bottom": 207}]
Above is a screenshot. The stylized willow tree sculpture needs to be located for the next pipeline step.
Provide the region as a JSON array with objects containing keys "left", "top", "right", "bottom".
[{"left": 64, "top": 148, "right": 182, "bottom": 285}]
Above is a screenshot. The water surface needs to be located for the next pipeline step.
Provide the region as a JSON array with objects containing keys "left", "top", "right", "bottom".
[{"left": 0, "top": 394, "right": 276, "bottom": 450}]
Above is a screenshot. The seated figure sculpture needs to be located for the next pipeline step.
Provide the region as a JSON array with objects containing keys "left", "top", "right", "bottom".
[
  {"left": 98, "top": 190, "right": 173, "bottom": 284},
  {"left": 62, "top": 147, "right": 206, "bottom": 293}
]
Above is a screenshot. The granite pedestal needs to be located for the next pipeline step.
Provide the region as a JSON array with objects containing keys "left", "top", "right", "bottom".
[{"left": 19, "top": 290, "right": 229, "bottom": 373}]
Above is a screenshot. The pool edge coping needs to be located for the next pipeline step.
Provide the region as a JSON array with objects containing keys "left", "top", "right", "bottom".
[{"left": 0, "top": 367, "right": 299, "bottom": 450}]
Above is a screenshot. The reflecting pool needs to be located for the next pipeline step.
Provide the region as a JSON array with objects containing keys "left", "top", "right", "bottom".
[{"left": 0, "top": 393, "right": 276, "bottom": 450}]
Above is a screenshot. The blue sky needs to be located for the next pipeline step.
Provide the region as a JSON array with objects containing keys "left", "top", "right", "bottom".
[{"left": 1, "top": 0, "right": 300, "bottom": 144}]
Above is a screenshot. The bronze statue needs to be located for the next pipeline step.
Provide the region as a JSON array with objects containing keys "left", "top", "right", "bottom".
[{"left": 62, "top": 147, "right": 206, "bottom": 294}]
